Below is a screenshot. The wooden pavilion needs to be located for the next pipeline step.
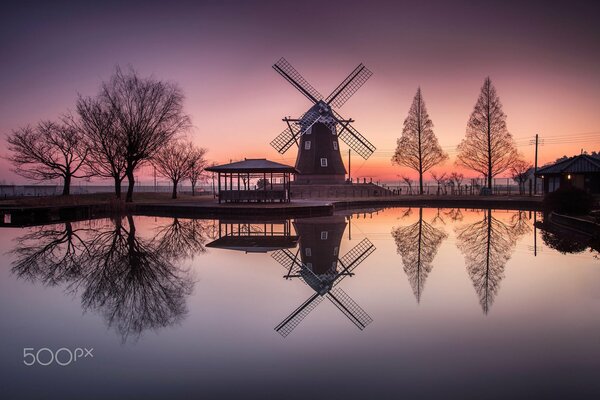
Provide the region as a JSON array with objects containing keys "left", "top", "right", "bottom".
[{"left": 206, "top": 159, "right": 297, "bottom": 203}]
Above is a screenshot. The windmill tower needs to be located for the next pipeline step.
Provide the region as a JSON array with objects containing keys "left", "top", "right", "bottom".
[
  {"left": 271, "top": 58, "right": 376, "bottom": 184},
  {"left": 271, "top": 215, "right": 376, "bottom": 337}
]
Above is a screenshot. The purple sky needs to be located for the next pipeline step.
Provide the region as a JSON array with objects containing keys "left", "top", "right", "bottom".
[{"left": 1, "top": 0, "right": 599, "bottom": 183}]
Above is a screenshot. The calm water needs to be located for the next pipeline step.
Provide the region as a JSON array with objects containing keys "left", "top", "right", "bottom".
[{"left": 1, "top": 208, "right": 599, "bottom": 399}]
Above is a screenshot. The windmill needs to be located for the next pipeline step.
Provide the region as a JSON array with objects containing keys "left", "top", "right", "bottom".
[
  {"left": 270, "top": 216, "right": 376, "bottom": 337},
  {"left": 271, "top": 58, "right": 376, "bottom": 184}
]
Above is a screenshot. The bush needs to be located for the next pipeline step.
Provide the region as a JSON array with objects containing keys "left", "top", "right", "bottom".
[{"left": 543, "top": 187, "right": 593, "bottom": 215}]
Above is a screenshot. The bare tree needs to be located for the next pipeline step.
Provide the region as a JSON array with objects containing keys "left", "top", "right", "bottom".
[
  {"left": 154, "top": 140, "right": 198, "bottom": 199},
  {"left": 392, "top": 88, "right": 448, "bottom": 194},
  {"left": 6, "top": 121, "right": 88, "bottom": 195},
  {"left": 400, "top": 175, "right": 413, "bottom": 195},
  {"left": 456, "top": 77, "right": 520, "bottom": 189},
  {"left": 392, "top": 208, "right": 447, "bottom": 302},
  {"left": 75, "top": 95, "right": 127, "bottom": 198},
  {"left": 101, "top": 66, "right": 191, "bottom": 202},
  {"left": 511, "top": 159, "right": 532, "bottom": 195},
  {"left": 430, "top": 171, "right": 447, "bottom": 195},
  {"left": 449, "top": 172, "right": 464, "bottom": 194},
  {"left": 188, "top": 146, "right": 208, "bottom": 196}
]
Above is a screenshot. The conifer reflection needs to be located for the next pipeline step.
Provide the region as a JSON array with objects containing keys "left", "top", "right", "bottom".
[
  {"left": 392, "top": 208, "right": 447, "bottom": 302},
  {"left": 455, "top": 209, "right": 529, "bottom": 314}
]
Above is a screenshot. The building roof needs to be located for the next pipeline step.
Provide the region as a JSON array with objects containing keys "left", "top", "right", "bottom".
[
  {"left": 536, "top": 154, "right": 600, "bottom": 176},
  {"left": 205, "top": 158, "right": 298, "bottom": 173}
]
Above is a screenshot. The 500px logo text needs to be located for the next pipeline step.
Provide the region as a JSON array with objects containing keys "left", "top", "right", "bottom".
[{"left": 23, "top": 347, "right": 94, "bottom": 366}]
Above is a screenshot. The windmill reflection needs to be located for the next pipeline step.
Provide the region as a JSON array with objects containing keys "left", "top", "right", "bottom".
[
  {"left": 455, "top": 209, "right": 530, "bottom": 314},
  {"left": 10, "top": 215, "right": 204, "bottom": 341},
  {"left": 392, "top": 208, "right": 447, "bottom": 303},
  {"left": 271, "top": 215, "right": 376, "bottom": 337}
]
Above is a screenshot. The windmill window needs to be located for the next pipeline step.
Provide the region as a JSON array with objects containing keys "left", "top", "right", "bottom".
[
  {"left": 306, "top": 262, "right": 313, "bottom": 269},
  {"left": 320, "top": 158, "right": 328, "bottom": 167},
  {"left": 332, "top": 261, "right": 337, "bottom": 269},
  {"left": 304, "top": 141, "right": 311, "bottom": 150},
  {"left": 305, "top": 248, "right": 312, "bottom": 256},
  {"left": 320, "top": 231, "right": 328, "bottom": 240},
  {"left": 332, "top": 141, "right": 338, "bottom": 150},
  {"left": 333, "top": 246, "right": 338, "bottom": 256}
]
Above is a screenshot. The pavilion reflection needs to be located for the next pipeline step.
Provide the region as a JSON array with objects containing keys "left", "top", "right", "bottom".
[
  {"left": 10, "top": 215, "right": 206, "bottom": 341},
  {"left": 206, "top": 218, "right": 298, "bottom": 253}
]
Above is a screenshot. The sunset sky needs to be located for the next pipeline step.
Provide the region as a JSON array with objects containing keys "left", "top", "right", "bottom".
[{"left": 1, "top": 0, "right": 599, "bottom": 184}]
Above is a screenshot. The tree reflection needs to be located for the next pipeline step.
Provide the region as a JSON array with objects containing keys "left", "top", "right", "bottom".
[
  {"left": 10, "top": 215, "right": 205, "bottom": 341},
  {"left": 444, "top": 208, "right": 464, "bottom": 222},
  {"left": 392, "top": 208, "right": 447, "bottom": 302},
  {"left": 455, "top": 209, "right": 528, "bottom": 314},
  {"left": 154, "top": 217, "right": 208, "bottom": 260},
  {"left": 10, "top": 221, "right": 92, "bottom": 285}
]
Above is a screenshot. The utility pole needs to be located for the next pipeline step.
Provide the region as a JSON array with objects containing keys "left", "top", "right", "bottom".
[
  {"left": 533, "top": 134, "right": 539, "bottom": 195},
  {"left": 348, "top": 149, "right": 351, "bottom": 182}
]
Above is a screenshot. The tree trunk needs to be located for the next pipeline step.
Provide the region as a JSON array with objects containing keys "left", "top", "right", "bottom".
[
  {"left": 126, "top": 169, "right": 135, "bottom": 203},
  {"left": 191, "top": 181, "right": 196, "bottom": 196},
  {"left": 171, "top": 179, "right": 178, "bottom": 199},
  {"left": 114, "top": 176, "right": 122, "bottom": 199},
  {"left": 62, "top": 174, "right": 71, "bottom": 196},
  {"left": 419, "top": 172, "right": 423, "bottom": 195}
]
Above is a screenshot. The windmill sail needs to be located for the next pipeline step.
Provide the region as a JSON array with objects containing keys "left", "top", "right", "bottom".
[
  {"left": 270, "top": 125, "right": 300, "bottom": 154},
  {"left": 333, "top": 111, "right": 376, "bottom": 159},
  {"left": 335, "top": 238, "right": 375, "bottom": 286},
  {"left": 275, "top": 293, "right": 323, "bottom": 337},
  {"left": 273, "top": 58, "right": 323, "bottom": 104},
  {"left": 327, "top": 287, "right": 373, "bottom": 330},
  {"left": 271, "top": 248, "right": 299, "bottom": 270},
  {"left": 326, "top": 64, "right": 373, "bottom": 109},
  {"left": 271, "top": 248, "right": 323, "bottom": 289}
]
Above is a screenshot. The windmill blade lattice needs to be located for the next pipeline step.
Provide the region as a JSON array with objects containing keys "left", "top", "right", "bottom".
[
  {"left": 273, "top": 58, "right": 323, "bottom": 104},
  {"left": 327, "top": 287, "right": 373, "bottom": 330},
  {"left": 270, "top": 125, "right": 300, "bottom": 154},
  {"left": 271, "top": 248, "right": 298, "bottom": 270},
  {"left": 325, "top": 64, "right": 373, "bottom": 109},
  {"left": 333, "top": 110, "right": 376, "bottom": 159},
  {"left": 271, "top": 249, "right": 323, "bottom": 288},
  {"left": 275, "top": 293, "right": 324, "bottom": 337},
  {"left": 335, "top": 238, "right": 376, "bottom": 286}
]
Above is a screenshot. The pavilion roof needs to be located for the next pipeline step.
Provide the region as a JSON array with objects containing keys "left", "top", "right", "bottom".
[{"left": 205, "top": 158, "right": 298, "bottom": 173}]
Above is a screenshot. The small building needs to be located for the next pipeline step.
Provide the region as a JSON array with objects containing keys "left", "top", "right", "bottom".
[
  {"left": 535, "top": 154, "right": 600, "bottom": 194},
  {"left": 206, "top": 159, "right": 297, "bottom": 203}
]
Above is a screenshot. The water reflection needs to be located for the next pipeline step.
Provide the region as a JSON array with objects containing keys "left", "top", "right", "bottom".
[
  {"left": 206, "top": 218, "right": 298, "bottom": 252},
  {"left": 8, "top": 207, "right": 596, "bottom": 344},
  {"left": 271, "top": 216, "right": 376, "bottom": 337},
  {"left": 11, "top": 215, "right": 199, "bottom": 341},
  {"left": 455, "top": 209, "right": 531, "bottom": 314},
  {"left": 392, "top": 208, "right": 447, "bottom": 303},
  {"left": 536, "top": 215, "right": 600, "bottom": 256}
]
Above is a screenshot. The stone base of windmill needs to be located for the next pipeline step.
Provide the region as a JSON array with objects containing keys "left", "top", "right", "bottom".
[{"left": 290, "top": 182, "right": 393, "bottom": 199}]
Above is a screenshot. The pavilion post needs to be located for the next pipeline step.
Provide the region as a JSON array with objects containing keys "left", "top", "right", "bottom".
[{"left": 217, "top": 172, "right": 221, "bottom": 203}]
